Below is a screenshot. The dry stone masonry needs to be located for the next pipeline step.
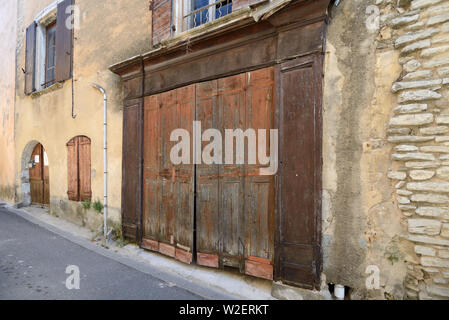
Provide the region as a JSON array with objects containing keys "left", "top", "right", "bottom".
[{"left": 381, "top": 0, "right": 449, "bottom": 299}]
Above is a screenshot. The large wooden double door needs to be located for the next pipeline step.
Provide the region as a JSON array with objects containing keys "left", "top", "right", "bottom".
[
  {"left": 137, "top": 55, "right": 323, "bottom": 288},
  {"left": 142, "top": 67, "right": 276, "bottom": 279},
  {"left": 30, "top": 143, "right": 50, "bottom": 205}
]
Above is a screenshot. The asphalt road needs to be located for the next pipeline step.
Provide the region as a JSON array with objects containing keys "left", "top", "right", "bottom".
[{"left": 0, "top": 207, "right": 206, "bottom": 300}]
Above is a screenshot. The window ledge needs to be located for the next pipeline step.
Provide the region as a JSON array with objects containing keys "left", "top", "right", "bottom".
[
  {"left": 163, "top": 8, "right": 252, "bottom": 48},
  {"left": 109, "top": 0, "right": 293, "bottom": 74},
  {"left": 31, "top": 81, "right": 64, "bottom": 98},
  {"left": 162, "top": 0, "right": 289, "bottom": 48}
]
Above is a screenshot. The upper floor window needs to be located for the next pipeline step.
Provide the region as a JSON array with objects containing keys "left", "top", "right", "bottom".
[
  {"left": 45, "top": 22, "right": 57, "bottom": 87},
  {"left": 181, "top": 0, "right": 233, "bottom": 32},
  {"left": 24, "top": 0, "right": 74, "bottom": 95}
]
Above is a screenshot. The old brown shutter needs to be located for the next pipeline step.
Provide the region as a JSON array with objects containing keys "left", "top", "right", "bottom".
[
  {"left": 67, "top": 136, "right": 91, "bottom": 202},
  {"left": 141, "top": 86, "right": 195, "bottom": 262},
  {"left": 24, "top": 22, "right": 37, "bottom": 95},
  {"left": 55, "top": 0, "right": 73, "bottom": 82},
  {"left": 152, "top": 0, "right": 172, "bottom": 46},
  {"left": 78, "top": 137, "right": 92, "bottom": 201},
  {"left": 67, "top": 138, "right": 79, "bottom": 201}
]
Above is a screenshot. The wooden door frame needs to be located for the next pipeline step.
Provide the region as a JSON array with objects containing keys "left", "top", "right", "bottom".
[{"left": 274, "top": 53, "right": 323, "bottom": 290}]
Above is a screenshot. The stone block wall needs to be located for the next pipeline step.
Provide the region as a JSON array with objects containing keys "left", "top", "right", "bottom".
[{"left": 382, "top": 0, "right": 449, "bottom": 300}]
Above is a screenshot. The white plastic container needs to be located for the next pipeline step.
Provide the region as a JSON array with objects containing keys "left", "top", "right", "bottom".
[{"left": 334, "top": 284, "right": 345, "bottom": 300}]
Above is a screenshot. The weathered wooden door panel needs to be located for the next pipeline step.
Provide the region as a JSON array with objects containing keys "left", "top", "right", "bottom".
[
  {"left": 142, "top": 95, "right": 160, "bottom": 242},
  {"left": 30, "top": 144, "right": 50, "bottom": 205},
  {"left": 244, "top": 68, "right": 275, "bottom": 254},
  {"left": 160, "top": 90, "right": 178, "bottom": 245},
  {"left": 196, "top": 80, "right": 220, "bottom": 267},
  {"left": 30, "top": 180, "right": 44, "bottom": 204},
  {"left": 275, "top": 55, "right": 322, "bottom": 289},
  {"left": 78, "top": 137, "right": 92, "bottom": 202},
  {"left": 219, "top": 181, "right": 244, "bottom": 268},
  {"left": 217, "top": 73, "right": 246, "bottom": 268},
  {"left": 177, "top": 86, "right": 196, "bottom": 252},
  {"left": 243, "top": 68, "right": 275, "bottom": 279},
  {"left": 142, "top": 85, "right": 195, "bottom": 263},
  {"left": 122, "top": 104, "right": 142, "bottom": 240},
  {"left": 195, "top": 68, "right": 275, "bottom": 278}
]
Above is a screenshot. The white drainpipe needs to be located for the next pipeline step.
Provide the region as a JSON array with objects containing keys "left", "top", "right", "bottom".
[{"left": 92, "top": 83, "right": 108, "bottom": 240}]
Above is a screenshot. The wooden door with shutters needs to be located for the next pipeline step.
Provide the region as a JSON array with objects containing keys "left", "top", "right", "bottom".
[
  {"left": 30, "top": 143, "right": 50, "bottom": 205},
  {"left": 142, "top": 85, "right": 195, "bottom": 262},
  {"left": 275, "top": 54, "right": 323, "bottom": 290}
]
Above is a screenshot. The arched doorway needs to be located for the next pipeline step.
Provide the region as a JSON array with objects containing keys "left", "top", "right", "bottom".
[
  {"left": 21, "top": 142, "right": 50, "bottom": 206},
  {"left": 29, "top": 143, "right": 50, "bottom": 205}
]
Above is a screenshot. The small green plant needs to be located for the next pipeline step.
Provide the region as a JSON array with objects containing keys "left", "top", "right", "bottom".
[
  {"left": 82, "top": 200, "right": 91, "bottom": 210},
  {"left": 385, "top": 251, "right": 400, "bottom": 265},
  {"left": 384, "top": 236, "right": 403, "bottom": 265},
  {"left": 93, "top": 199, "right": 104, "bottom": 214},
  {"left": 111, "top": 220, "right": 127, "bottom": 247}
]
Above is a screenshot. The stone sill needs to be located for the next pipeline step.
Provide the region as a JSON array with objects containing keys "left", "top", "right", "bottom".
[
  {"left": 162, "top": 8, "right": 253, "bottom": 47},
  {"left": 30, "top": 81, "right": 64, "bottom": 99}
]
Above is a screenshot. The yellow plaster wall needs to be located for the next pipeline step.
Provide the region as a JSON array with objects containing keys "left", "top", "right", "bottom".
[
  {"left": 0, "top": 0, "right": 18, "bottom": 202},
  {"left": 14, "top": 0, "right": 151, "bottom": 224}
]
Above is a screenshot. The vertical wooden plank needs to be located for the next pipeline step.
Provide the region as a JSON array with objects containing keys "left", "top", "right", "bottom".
[
  {"left": 25, "top": 22, "right": 36, "bottom": 94},
  {"left": 66, "top": 138, "right": 79, "bottom": 201},
  {"left": 196, "top": 79, "right": 220, "bottom": 266},
  {"left": 245, "top": 67, "right": 275, "bottom": 266},
  {"left": 78, "top": 137, "right": 92, "bottom": 202},
  {"left": 217, "top": 73, "right": 246, "bottom": 268},
  {"left": 175, "top": 85, "right": 195, "bottom": 250},
  {"left": 142, "top": 86, "right": 195, "bottom": 259},
  {"left": 55, "top": 0, "right": 73, "bottom": 82},
  {"left": 143, "top": 95, "right": 160, "bottom": 243},
  {"left": 275, "top": 54, "right": 322, "bottom": 290},
  {"left": 160, "top": 89, "right": 178, "bottom": 246},
  {"left": 123, "top": 103, "right": 142, "bottom": 240}
]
